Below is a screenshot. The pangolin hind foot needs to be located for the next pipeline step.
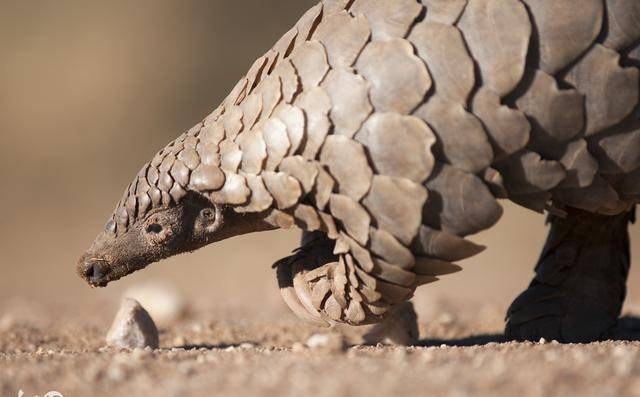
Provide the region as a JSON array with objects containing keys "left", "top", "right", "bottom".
[{"left": 506, "top": 208, "right": 634, "bottom": 343}]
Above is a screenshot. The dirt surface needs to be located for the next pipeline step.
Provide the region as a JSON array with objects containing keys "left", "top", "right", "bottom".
[{"left": 3, "top": 300, "right": 640, "bottom": 397}]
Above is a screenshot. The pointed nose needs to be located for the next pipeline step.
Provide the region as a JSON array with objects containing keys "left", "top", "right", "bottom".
[{"left": 79, "top": 257, "right": 109, "bottom": 286}]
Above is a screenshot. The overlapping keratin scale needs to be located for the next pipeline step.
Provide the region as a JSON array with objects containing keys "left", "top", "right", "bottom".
[
  {"left": 565, "top": 45, "right": 639, "bottom": 136},
  {"left": 602, "top": 0, "right": 640, "bottom": 52},
  {"left": 512, "top": 0, "right": 639, "bottom": 213},
  {"left": 423, "top": 0, "right": 468, "bottom": 25},
  {"left": 458, "top": 0, "right": 532, "bottom": 97},
  {"left": 448, "top": 0, "right": 638, "bottom": 214},
  {"left": 110, "top": 123, "right": 207, "bottom": 236},
  {"left": 408, "top": 17, "right": 494, "bottom": 174},
  {"left": 521, "top": 0, "right": 604, "bottom": 75}
]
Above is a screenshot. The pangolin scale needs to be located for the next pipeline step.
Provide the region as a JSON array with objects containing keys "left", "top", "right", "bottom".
[{"left": 79, "top": 0, "right": 640, "bottom": 342}]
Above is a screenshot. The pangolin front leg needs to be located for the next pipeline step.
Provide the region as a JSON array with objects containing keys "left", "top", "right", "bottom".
[{"left": 275, "top": 231, "right": 413, "bottom": 326}]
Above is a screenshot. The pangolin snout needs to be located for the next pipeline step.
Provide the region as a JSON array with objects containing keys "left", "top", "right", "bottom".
[{"left": 78, "top": 256, "right": 110, "bottom": 287}]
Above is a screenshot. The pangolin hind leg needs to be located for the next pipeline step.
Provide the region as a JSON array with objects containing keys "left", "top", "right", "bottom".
[{"left": 505, "top": 207, "right": 635, "bottom": 343}]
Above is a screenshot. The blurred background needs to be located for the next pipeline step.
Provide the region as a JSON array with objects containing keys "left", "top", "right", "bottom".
[{"left": 1, "top": 0, "right": 638, "bottom": 327}]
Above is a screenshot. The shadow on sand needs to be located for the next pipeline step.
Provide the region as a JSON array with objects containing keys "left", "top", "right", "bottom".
[
  {"left": 170, "top": 317, "right": 640, "bottom": 350},
  {"left": 173, "top": 342, "right": 255, "bottom": 350},
  {"left": 418, "top": 316, "right": 640, "bottom": 347},
  {"left": 419, "top": 334, "right": 507, "bottom": 347}
]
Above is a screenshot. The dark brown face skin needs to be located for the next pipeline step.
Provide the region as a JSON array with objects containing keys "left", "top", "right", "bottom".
[{"left": 77, "top": 193, "right": 275, "bottom": 287}]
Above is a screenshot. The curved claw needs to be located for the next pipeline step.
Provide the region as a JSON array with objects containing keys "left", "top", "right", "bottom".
[
  {"left": 276, "top": 259, "right": 330, "bottom": 327},
  {"left": 274, "top": 232, "right": 399, "bottom": 326}
]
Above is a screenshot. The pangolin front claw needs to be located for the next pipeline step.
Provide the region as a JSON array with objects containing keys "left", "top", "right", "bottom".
[{"left": 275, "top": 232, "right": 398, "bottom": 326}]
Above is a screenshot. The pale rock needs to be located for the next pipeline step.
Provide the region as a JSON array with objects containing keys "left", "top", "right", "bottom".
[{"left": 106, "top": 298, "right": 159, "bottom": 350}]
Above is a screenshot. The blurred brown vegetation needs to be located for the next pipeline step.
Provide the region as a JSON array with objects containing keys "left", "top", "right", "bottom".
[{"left": 0, "top": 0, "right": 638, "bottom": 322}]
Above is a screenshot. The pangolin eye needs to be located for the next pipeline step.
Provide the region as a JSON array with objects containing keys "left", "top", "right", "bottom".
[{"left": 146, "top": 223, "right": 163, "bottom": 234}]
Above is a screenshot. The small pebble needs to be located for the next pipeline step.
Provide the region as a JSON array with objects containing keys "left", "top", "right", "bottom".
[
  {"left": 306, "top": 333, "right": 347, "bottom": 353},
  {"left": 106, "top": 298, "right": 159, "bottom": 350}
]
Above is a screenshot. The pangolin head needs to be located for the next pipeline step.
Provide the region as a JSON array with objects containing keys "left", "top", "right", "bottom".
[{"left": 77, "top": 121, "right": 273, "bottom": 287}]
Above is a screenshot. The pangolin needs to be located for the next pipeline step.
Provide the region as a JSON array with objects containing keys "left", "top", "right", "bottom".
[{"left": 78, "top": 0, "right": 640, "bottom": 343}]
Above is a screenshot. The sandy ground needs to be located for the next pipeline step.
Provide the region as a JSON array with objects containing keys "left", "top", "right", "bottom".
[{"left": 3, "top": 299, "right": 640, "bottom": 397}]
